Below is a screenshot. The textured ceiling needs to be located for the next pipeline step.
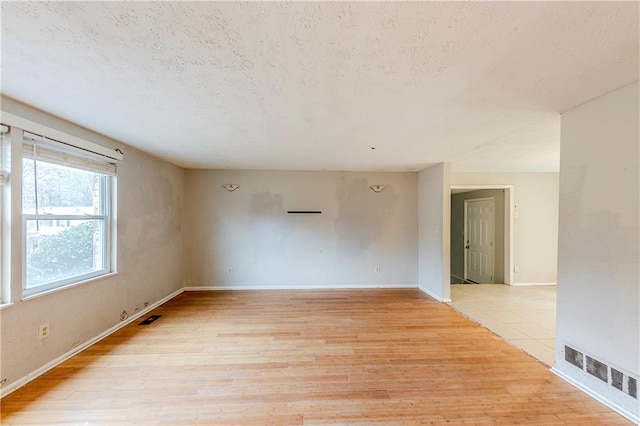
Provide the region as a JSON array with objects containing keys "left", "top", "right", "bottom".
[{"left": 1, "top": 2, "right": 638, "bottom": 171}]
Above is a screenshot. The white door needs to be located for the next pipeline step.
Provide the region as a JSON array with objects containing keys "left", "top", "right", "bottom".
[{"left": 465, "top": 198, "right": 494, "bottom": 283}]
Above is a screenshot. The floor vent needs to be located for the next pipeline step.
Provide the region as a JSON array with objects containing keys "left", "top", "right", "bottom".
[
  {"left": 564, "top": 344, "right": 638, "bottom": 400},
  {"left": 139, "top": 315, "right": 161, "bottom": 325}
]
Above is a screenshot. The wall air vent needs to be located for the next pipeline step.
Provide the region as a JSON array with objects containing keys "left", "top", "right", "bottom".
[
  {"left": 612, "top": 368, "right": 624, "bottom": 391},
  {"left": 564, "top": 344, "right": 638, "bottom": 400},
  {"left": 565, "top": 345, "right": 583, "bottom": 369},
  {"left": 586, "top": 356, "right": 608, "bottom": 383},
  {"left": 628, "top": 377, "right": 637, "bottom": 399}
]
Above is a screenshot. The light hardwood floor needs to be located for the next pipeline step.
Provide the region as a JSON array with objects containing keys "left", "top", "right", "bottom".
[{"left": 1, "top": 289, "right": 629, "bottom": 425}]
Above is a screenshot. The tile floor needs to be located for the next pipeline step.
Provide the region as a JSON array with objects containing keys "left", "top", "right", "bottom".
[{"left": 449, "top": 284, "right": 556, "bottom": 366}]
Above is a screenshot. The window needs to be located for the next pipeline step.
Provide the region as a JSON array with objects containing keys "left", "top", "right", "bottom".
[
  {"left": 22, "top": 133, "right": 116, "bottom": 296},
  {"left": 0, "top": 126, "right": 7, "bottom": 303}
]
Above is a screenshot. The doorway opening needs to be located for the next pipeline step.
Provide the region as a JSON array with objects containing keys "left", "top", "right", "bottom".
[
  {"left": 450, "top": 185, "right": 514, "bottom": 285},
  {"left": 448, "top": 184, "right": 557, "bottom": 366}
]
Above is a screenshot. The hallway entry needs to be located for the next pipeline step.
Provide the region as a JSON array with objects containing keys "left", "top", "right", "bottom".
[{"left": 450, "top": 187, "right": 511, "bottom": 285}]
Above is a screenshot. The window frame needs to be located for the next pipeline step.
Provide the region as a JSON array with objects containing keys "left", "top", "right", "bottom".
[
  {"left": 0, "top": 129, "right": 6, "bottom": 303},
  {"left": 21, "top": 165, "right": 112, "bottom": 297},
  {"left": 0, "top": 114, "right": 122, "bottom": 300}
]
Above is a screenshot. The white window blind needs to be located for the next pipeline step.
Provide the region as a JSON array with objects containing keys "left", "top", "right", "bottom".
[
  {"left": 0, "top": 125, "right": 8, "bottom": 185},
  {"left": 23, "top": 132, "right": 119, "bottom": 176}
]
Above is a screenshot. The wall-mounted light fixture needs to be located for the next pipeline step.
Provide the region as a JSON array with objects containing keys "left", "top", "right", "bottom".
[
  {"left": 369, "top": 185, "right": 385, "bottom": 193},
  {"left": 222, "top": 184, "right": 240, "bottom": 192}
]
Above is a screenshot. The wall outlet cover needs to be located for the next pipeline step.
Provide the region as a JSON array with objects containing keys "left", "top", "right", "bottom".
[{"left": 38, "top": 324, "right": 50, "bottom": 340}]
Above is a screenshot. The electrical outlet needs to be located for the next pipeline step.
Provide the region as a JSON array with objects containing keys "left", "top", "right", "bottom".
[
  {"left": 375, "top": 266, "right": 381, "bottom": 273},
  {"left": 514, "top": 265, "right": 519, "bottom": 273},
  {"left": 39, "top": 323, "right": 50, "bottom": 340},
  {"left": 228, "top": 268, "right": 232, "bottom": 274}
]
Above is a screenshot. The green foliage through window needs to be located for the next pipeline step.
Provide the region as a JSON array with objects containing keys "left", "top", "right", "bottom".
[{"left": 26, "top": 221, "right": 97, "bottom": 287}]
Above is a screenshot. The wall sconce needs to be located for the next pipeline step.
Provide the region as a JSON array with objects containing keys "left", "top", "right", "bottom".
[
  {"left": 222, "top": 184, "right": 240, "bottom": 192},
  {"left": 369, "top": 185, "right": 385, "bottom": 193}
]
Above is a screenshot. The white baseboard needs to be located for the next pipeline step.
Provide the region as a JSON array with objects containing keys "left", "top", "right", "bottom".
[
  {"left": 510, "top": 282, "right": 557, "bottom": 286},
  {"left": 0, "top": 288, "right": 184, "bottom": 399},
  {"left": 418, "top": 285, "right": 452, "bottom": 303},
  {"left": 551, "top": 367, "right": 639, "bottom": 424},
  {"left": 450, "top": 274, "right": 465, "bottom": 283},
  {"left": 185, "top": 284, "right": 417, "bottom": 291}
]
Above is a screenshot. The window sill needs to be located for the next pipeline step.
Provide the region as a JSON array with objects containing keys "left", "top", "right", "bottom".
[
  {"left": 21, "top": 272, "right": 118, "bottom": 302},
  {"left": 0, "top": 302, "right": 14, "bottom": 310}
]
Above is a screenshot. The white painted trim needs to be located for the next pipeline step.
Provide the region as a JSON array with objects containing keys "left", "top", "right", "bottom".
[
  {"left": 21, "top": 272, "right": 119, "bottom": 302},
  {"left": 0, "top": 301, "right": 14, "bottom": 310},
  {"left": 506, "top": 187, "right": 514, "bottom": 285},
  {"left": 551, "top": 367, "right": 639, "bottom": 424},
  {"left": 0, "top": 112, "right": 123, "bottom": 162},
  {"left": 463, "top": 199, "right": 468, "bottom": 281},
  {"left": 451, "top": 184, "right": 512, "bottom": 191},
  {"left": 0, "top": 288, "right": 184, "bottom": 399},
  {"left": 418, "top": 285, "right": 452, "bottom": 303},
  {"left": 442, "top": 164, "right": 452, "bottom": 303},
  {"left": 510, "top": 282, "right": 557, "bottom": 286},
  {"left": 185, "top": 284, "right": 417, "bottom": 291},
  {"left": 451, "top": 274, "right": 465, "bottom": 282}
]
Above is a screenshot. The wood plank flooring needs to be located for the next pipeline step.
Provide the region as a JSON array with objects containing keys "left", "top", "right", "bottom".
[{"left": 1, "top": 289, "right": 630, "bottom": 425}]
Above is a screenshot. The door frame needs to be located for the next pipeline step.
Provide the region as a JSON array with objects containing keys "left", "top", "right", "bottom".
[
  {"left": 450, "top": 184, "right": 514, "bottom": 285},
  {"left": 463, "top": 197, "right": 495, "bottom": 283}
]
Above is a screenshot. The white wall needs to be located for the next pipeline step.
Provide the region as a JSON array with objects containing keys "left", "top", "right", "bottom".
[
  {"left": 185, "top": 169, "right": 418, "bottom": 288},
  {"left": 556, "top": 82, "right": 639, "bottom": 419},
  {"left": 418, "top": 163, "right": 451, "bottom": 301},
  {"left": 0, "top": 98, "right": 185, "bottom": 393},
  {"left": 451, "top": 172, "right": 559, "bottom": 285}
]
